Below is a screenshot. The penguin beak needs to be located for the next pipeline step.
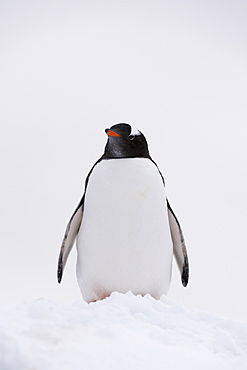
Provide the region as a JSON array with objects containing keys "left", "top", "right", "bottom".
[{"left": 105, "top": 129, "right": 121, "bottom": 137}]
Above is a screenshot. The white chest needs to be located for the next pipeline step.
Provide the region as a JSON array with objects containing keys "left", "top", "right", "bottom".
[{"left": 76, "top": 158, "right": 173, "bottom": 302}]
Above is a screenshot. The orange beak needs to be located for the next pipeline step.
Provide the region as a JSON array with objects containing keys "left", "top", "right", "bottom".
[{"left": 105, "top": 129, "right": 121, "bottom": 137}]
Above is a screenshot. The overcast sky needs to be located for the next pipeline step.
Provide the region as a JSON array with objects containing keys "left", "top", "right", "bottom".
[{"left": 1, "top": 0, "right": 247, "bottom": 322}]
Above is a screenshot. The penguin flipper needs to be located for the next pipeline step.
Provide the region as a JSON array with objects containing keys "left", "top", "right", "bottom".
[
  {"left": 57, "top": 198, "right": 84, "bottom": 283},
  {"left": 167, "top": 199, "right": 189, "bottom": 287}
]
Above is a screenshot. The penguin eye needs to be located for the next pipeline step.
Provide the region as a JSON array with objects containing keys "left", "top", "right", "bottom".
[{"left": 129, "top": 135, "right": 135, "bottom": 141}]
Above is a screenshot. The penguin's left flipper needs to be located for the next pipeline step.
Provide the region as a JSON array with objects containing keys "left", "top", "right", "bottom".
[
  {"left": 167, "top": 199, "right": 189, "bottom": 287},
  {"left": 57, "top": 197, "right": 84, "bottom": 283}
]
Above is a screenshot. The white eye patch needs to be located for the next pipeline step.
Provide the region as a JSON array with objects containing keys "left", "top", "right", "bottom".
[{"left": 130, "top": 125, "right": 141, "bottom": 136}]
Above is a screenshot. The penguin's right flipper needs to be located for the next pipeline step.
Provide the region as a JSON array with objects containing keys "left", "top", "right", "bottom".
[
  {"left": 167, "top": 199, "right": 189, "bottom": 287},
  {"left": 57, "top": 197, "right": 84, "bottom": 283}
]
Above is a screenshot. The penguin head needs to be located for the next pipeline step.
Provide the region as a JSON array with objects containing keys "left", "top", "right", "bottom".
[{"left": 103, "top": 123, "right": 150, "bottom": 159}]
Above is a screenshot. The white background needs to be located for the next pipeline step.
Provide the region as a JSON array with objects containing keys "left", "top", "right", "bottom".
[{"left": 1, "top": 0, "right": 247, "bottom": 322}]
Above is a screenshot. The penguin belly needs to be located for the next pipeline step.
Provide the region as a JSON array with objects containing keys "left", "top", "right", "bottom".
[{"left": 76, "top": 158, "right": 173, "bottom": 302}]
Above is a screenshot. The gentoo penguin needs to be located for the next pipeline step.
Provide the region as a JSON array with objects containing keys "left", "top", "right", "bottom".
[{"left": 57, "top": 123, "right": 189, "bottom": 302}]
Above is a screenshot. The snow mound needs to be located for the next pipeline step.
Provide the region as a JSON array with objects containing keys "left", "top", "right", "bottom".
[{"left": 0, "top": 292, "right": 246, "bottom": 370}]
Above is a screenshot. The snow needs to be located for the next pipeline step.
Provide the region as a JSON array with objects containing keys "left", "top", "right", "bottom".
[{"left": 0, "top": 293, "right": 246, "bottom": 370}]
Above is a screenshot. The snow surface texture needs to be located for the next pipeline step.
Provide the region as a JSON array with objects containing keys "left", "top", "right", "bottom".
[{"left": 0, "top": 293, "right": 246, "bottom": 370}]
